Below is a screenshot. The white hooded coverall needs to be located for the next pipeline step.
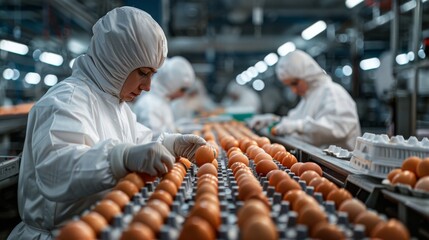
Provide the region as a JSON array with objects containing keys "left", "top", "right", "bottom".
[
  {"left": 8, "top": 7, "right": 167, "bottom": 239},
  {"left": 133, "top": 56, "right": 195, "bottom": 139},
  {"left": 274, "top": 50, "right": 361, "bottom": 150}
]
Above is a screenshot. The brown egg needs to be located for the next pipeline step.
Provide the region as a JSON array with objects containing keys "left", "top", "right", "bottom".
[
  {"left": 338, "top": 198, "right": 367, "bottom": 222},
  {"left": 268, "top": 170, "right": 290, "bottom": 187},
  {"left": 239, "top": 139, "right": 258, "bottom": 152},
  {"left": 241, "top": 215, "right": 278, "bottom": 240},
  {"left": 80, "top": 212, "right": 108, "bottom": 237},
  {"left": 197, "top": 178, "right": 218, "bottom": 188},
  {"left": 289, "top": 162, "right": 304, "bottom": 175},
  {"left": 149, "top": 190, "right": 174, "bottom": 206},
  {"left": 297, "top": 205, "right": 327, "bottom": 231},
  {"left": 234, "top": 167, "right": 252, "bottom": 179},
  {"left": 417, "top": 158, "right": 429, "bottom": 178},
  {"left": 300, "top": 170, "right": 321, "bottom": 185},
  {"left": 311, "top": 222, "right": 345, "bottom": 240},
  {"left": 269, "top": 143, "right": 286, "bottom": 157},
  {"left": 230, "top": 161, "right": 247, "bottom": 172},
  {"left": 57, "top": 220, "right": 95, "bottom": 240},
  {"left": 246, "top": 145, "right": 262, "bottom": 158},
  {"left": 195, "top": 193, "right": 220, "bottom": 205},
  {"left": 281, "top": 153, "right": 298, "bottom": 169},
  {"left": 162, "top": 171, "right": 183, "bottom": 188},
  {"left": 178, "top": 157, "right": 192, "bottom": 170},
  {"left": 122, "top": 172, "right": 145, "bottom": 189},
  {"left": 132, "top": 207, "right": 164, "bottom": 233},
  {"left": 228, "top": 153, "right": 249, "bottom": 168},
  {"left": 401, "top": 156, "right": 422, "bottom": 175},
  {"left": 212, "top": 159, "right": 218, "bottom": 170},
  {"left": 246, "top": 193, "right": 271, "bottom": 209},
  {"left": 282, "top": 189, "right": 306, "bottom": 209},
  {"left": 195, "top": 145, "right": 217, "bottom": 167},
  {"left": 227, "top": 147, "right": 242, "bottom": 158},
  {"left": 146, "top": 199, "right": 170, "bottom": 220},
  {"left": 387, "top": 168, "right": 402, "bottom": 182},
  {"left": 155, "top": 179, "right": 178, "bottom": 197},
  {"left": 237, "top": 199, "right": 271, "bottom": 227},
  {"left": 326, "top": 189, "right": 353, "bottom": 209},
  {"left": 371, "top": 219, "right": 410, "bottom": 240},
  {"left": 238, "top": 181, "right": 263, "bottom": 201},
  {"left": 104, "top": 190, "right": 130, "bottom": 210},
  {"left": 178, "top": 216, "right": 216, "bottom": 240},
  {"left": 120, "top": 222, "right": 155, "bottom": 240},
  {"left": 196, "top": 183, "right": 218, "bottom": 197},
  {"left": 232, "top": 163, "right": 250, "bottom": 176},
  {"left": 255, "top": 160, "right": 279, "bottom": 176},
  {"left": 197, "top": 163, "right": 218, "bottom": 177},
  {"left": 197, "top": 174, "right": 219, "bottom": 185},
  {"left": 138, "top": 172, "right": 157, "bottom": 183},
  {"left": 292, "top": 194, "right": 319, "bottom": 213},
  {"left": 308, "top": 177, "right": 327, "bottom": 189},
  {"left": 415, "top": 176, "right": 429, "bottom": 192},
  {"left": 298, "top": 162, "right": 323, "bottom": 176},
  {"left": 354, "top": 210, "right": 385, "bottom": 236},
  {"left": 173, "top": 162, "right": 186, "bottom": 177},
  {"left": 392, "top": 170, "right": 417, "bottom": 187},
  {"left": 315, "top": 181, "right": 338, "bottom": 200},
  {"left": 255, "top": 136, "right": 271, "bottom": 147},
  {"left": 273, "top": 151, "right": 288, "bottom": 163},
  {"left": 189, "top": 200, "right": 221, "bottom": 230},
  {"left": 92, "top": 199, "right": 121, "bottom": 223},
  {"left": 254, "top": 152, "right": 272, "bottom": 164},
  {"left": 275, "top": 178, "right": 302, "bottom": 196},
  {"left": 224, "top": 138, "right": 240, "bottom": 151},
  {"left": 114, "top": 180, "right": 139, "bottom": 198}
]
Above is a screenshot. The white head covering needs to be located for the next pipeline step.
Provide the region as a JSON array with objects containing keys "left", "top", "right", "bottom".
[
  {"left": 275, "top": 49, "right": 330, "bottom": 89},
  {"left": 151, "top": 56, "right": 195, "bottom": 97},
  {"left": 72, "top": 6, "right": 168, "bottom": 99}
]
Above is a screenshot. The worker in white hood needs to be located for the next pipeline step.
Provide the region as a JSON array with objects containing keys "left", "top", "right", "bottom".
[
  {"left": 249, "top": 50, "right": 361, "bottom": 150},
  {"left": 8, "top": 7, "right": 205, "bottom": 239},
  {"left": 221, "top": 81, "right": 262, "bottom": 114},
  {"left": 133, "top": 56, "right": 196, "bottom": 139}
]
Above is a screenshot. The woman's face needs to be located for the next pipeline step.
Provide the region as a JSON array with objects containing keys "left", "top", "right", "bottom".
[
  {"left": 282, "top": 78, "right": 308, "bottom": 96},
  {"left": 120, "top": 67, "right": 156, "bottom": 102}
]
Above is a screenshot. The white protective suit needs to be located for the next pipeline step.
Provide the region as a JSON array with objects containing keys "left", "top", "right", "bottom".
[
  {"left": 221, "top": 82, "right": 262, "bottom": 113},
  {"left": 251, "top": 50, "right": 361, "bottom": 150},
  {"left": 8, "top": 7, "right": 168, "bottom": 239},
  {"left": 133, "top": 56, "right": 195, "bottom": 139}
]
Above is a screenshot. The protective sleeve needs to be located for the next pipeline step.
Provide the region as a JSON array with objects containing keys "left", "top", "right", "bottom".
[{"left": 30, "top": 100, "right": 120, "bottom": 202}]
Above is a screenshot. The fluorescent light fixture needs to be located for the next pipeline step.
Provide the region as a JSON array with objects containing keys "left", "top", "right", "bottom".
[
  {"left": 395, "top": 53, "right": 409, "bottom": 65},
  {"left": 69, "top": 58, "right": 76, "bottom": 68},
  {"left": 342, "top": 65, "right": 353, "bottom": 76},
  {"left": 407, "top": 51, "right": 415, "bottom": 61},
  {"left": 12, "top": 69, "right": 20, "bottom": 80},
  {"left": 277, "top": 42, "right": 296, "bottom": 56},
  {"left": 240, "top": 72, "right": 252, "bottom": 83},
  {"left": 0, "top": 39, "right": 29, "bottom": 55},
  {"left": 236, "top": 74, "right": 246, "bottom": 85},
  {"left": 247, "top": 66, "right": 258, "bottom": 78},
  {"left": 67, "top": 39, "right": 88, "bottom": 54},
  {"left": 418, "top": 49, "right": 426, "bottom": 59},
  {"left": 400, "top": 1, "right": 416, "bottom": 12},
  {"left": 44, "top": 74, "right": 58, "bottom": 86},
  {"left": 264, "top": 53, "right": 278, "bottom": 66},
  {"left": 254, "top": 61, "right": 268, "bottom": 73},
  {"left": 252, "top": 79, "right": 265, "bottom": 91},
  {"left": 25, "top": 72, "right": 41, "bottom": 85},
  {"left": 301, "top": 20, "right": 327, "bottom": 40},
  {"left": 345, "top": 0, "right": 364, "bottom": 8},
  {"left": 3, "top": 68, "right": 14, "bottom": 80},
  {"left": 359, "top": 57, "right": 380, "bottom": 70},
  {"left": 40, "top": 52, "right": 64, "bottom": 66}
]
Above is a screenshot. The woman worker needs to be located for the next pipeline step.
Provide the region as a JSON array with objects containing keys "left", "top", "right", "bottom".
[
  {"left": 8, "top": 7, "right": 205, "bottom": 239},
  {"left": 249, "top": 49, "right": 361, "bottom": 150}
]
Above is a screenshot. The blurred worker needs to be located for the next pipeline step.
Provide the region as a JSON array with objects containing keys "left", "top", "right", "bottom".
[
  {"left": 221, "top": 81, "right": 262, "bottom": 114},
  {"left": 249, "top": 49, "right": 361, "bottom": 150},
  {"left": 171, "top": 77, "right": 217, "bottom": 121},
  {"left": 132, "top": 56, "right": 195, "bottom": 139},
  {"left": 8, "top": 7, "right": 205, "bottom": 239}
]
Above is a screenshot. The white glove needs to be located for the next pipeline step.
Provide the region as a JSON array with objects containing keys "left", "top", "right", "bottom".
[
  {"left": 248, "top": 113, "right": 280, "bottom": 130},
  {"left": 271, "top": 118, "right": 303, "bottom": 135},
  {"left": 159, "top": 133, "right": 207, "bottom": 163},
  {"left": 109, "top": 142, "right": 175, "bottom": 179}
]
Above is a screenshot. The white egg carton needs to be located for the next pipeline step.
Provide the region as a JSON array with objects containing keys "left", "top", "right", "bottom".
[
  {"left": 381, "top": 179, "right": 429, "bottom": 198},
  {"left": 350, "top": 132, "right": 429, "bottom": 178},
  {"left": 323, "top": 145, "right": 352, "bottom": 159}
]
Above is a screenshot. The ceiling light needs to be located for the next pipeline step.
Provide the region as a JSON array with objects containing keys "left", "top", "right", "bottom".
[
  {"left": 418, "top": 49, "right": 426, "bottom": 59},
  {"left": 67, "top": 39, "right": 88, "bottom": 55},
  {"left": 3, "top": 68, "right": 14, "bottom": 80},
  {"left": 40, "top": 52, "right": 64, "bottom": 66},
  {"left": 0, "top": 39, "right": 29, "bottom": 55},
  {"left": 400, "top": 1, "right": 416, "bottom": 12},
  {"left": 44, "top": 74, "right": 58, "bottom": 86},
  {"left": 25, "top": 72, "right": 41, "bottom": 85},
  {"left": 247, "top": 66, "right": 258, "bottom": 78},
  {"left": 301, "top": 21, "right": 327, "bottom": 40},
  {"left": 277, "top": 42, "right": 296, "bottom": 56},
  {"left": 264, "top": 53, "right": 278, "bottom": 66},
  {"left": 395, "top": 54, "right": 409, "bottom": 65},
  {"left": 342, "top": 65, "right": 353, "bottom": 76},
  {"left": 360, "top": 58, "right": 380, "bottom": 70},
  {"left": 254, "top": 61, "right": 268, "bottom": 73},
  {"left": 345, "top": 0, "right": 364, "bottom": 8},
  {"left": 236, "top": 74, "right": 246, "bottom": 85},
  {"left": 12, "top": 69, "right": 20, "bottom": 80},
  {"left": 252, "top": 79, "right": 265, "bottom": 91}
]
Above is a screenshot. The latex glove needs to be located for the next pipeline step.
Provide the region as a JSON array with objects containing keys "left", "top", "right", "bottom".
[
  {"left": 159, "top": 133, "right": 207, "bottom": 163},
  {"left": 109, "top": 142, "right": 175, "bottom": 179},
  {"left": 248, "top": 113, "right": 280, "bottom": 130},
  {"left": 271, "top": 119, "right": 303, "bottom": 135}
]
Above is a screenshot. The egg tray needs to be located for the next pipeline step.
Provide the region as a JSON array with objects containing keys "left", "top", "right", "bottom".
[
  {"left": 323, "top": 145, "right": 352, "bottom": 160},
  {"left": 350, "top": 132, "right": 429, "bottom": 178},
  {"left": 381, "top": 179, "right": 429, "bottom": 199}
]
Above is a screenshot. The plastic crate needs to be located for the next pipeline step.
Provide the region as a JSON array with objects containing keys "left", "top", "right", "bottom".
[{"left": 350, "top": 132, "right": 429, "bottom": 178}]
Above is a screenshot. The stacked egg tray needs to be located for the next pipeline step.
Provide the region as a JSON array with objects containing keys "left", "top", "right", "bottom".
[
  {"left": 351, "top": 132, "right": 429, "bottom": 178},
  {"left": 84, "top": 155, "right": 381, "bottom": 240}
]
